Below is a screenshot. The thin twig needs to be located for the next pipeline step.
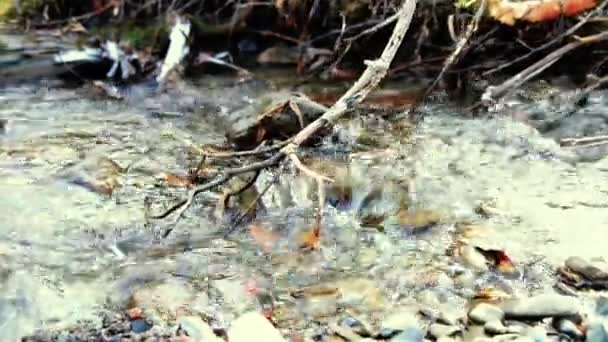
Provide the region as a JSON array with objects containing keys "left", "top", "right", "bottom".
[
  {"left": 482, "top": 0, "right": 608, "bottom": 77},
  {"left": 483, "top": 31, "right": 608, "bottom": 103},
  {"left": 409, "top": 0, "right": 486, "bottom": 117},
  {"left": 152, "top": 0, "right": 417, "bottom": 236}
]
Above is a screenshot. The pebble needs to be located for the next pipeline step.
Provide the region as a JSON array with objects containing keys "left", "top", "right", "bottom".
[
  {"left": 177, "top": 316, "right": 223, "bottom": 342},
  {"left": 339, "top": 316, "right": 372, "bottom": 337},
  {"left": 227, "top": 311, "right": 287, "bottom": 342},
  {"left": 565, "top": 256, "right": 608, "bottom": 281},
  {"left": 500, "top": 294, "right": 580, "bottom": 320},
  {"left": 484, "top": 320, "right": 509, "bottom": 335},
  {"left": 429, "top": 323, "right": 460, "bottom": 338},
  {"left": 553, "top": 318, "right": 584, "bottom": 340},
  {"left": 130, "top": 318, "right": 153, "bottom": 333},
  {"left": 468, "top": 303, "right": 505, "bottom": 324}
]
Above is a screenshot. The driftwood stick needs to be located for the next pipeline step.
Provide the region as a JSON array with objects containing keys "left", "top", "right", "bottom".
[
  {"left": 483, "top": 31, "right": 608, "bottom": 103},
  {"left": 152, "top": 0, "right": 417, "bottom": 235}
]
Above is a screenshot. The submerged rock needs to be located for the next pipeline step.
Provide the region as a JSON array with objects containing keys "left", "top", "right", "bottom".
[
  {"left": 468, "top": 303, "right": 505, "bottom": 324},
  {"left": 227, "top": 311, "right": 287, "bottom": 342},
  {"left": 499, "top": 294, "right": 580, "bottom": 320}
]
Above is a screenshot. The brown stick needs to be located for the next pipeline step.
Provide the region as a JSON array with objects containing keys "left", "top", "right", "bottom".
[
  {"left": 152, "top": 0, "right": 417, "bottom": 235},
  {"left": 482, "top": 31, "right": 608, "bottom": 103}
]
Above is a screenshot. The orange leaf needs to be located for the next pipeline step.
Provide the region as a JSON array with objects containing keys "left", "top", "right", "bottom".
[
  {"left": 250, "top": 223, "right": 279, "bottom": 253},
  {"left": 296, "top": 221, "right": 321, "bottom": 251},
  {"left": 160, "top": 173, "right": 194, "bottom": 188}
]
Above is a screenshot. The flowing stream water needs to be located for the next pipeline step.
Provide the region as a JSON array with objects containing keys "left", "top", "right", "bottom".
[{"left": 1, "top": 73, "right": 608, "bottom": 340}]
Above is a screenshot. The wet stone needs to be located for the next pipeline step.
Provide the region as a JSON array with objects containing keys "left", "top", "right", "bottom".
[
  {"left": 468, "top": 303, "right": 505, "bottom": 324},
  {"left": 499, "top": 294, "right": 581, "bottom": 320},
  {"left": 429, "top": 323, "right": 460, "bottom": 338},
  {"left": 339, "top": 316, "right": 372, "bottom": 337},
  {"left": 227, "top": 311, "right": 287, "bottom": 342},
  {"left": 130, "top": 318, "right": 153, "bottom": 333},
  {"left": 484, "top": 320, "right": 509, "bottom": 335},
  {"left": 552, "top": 318, "right": 584, "bottom": 340}
]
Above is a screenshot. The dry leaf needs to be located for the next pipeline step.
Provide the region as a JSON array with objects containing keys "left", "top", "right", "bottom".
[
  {"left": 296, "top": 221, "right": 321, "bottom": 251},
  {"left": 159, "top": 173, "right": 193, "bottom": 188},
  {"left": 488, "top": 0, "right": 598, "bottom": 25},
  {"left": 250, "top": 223, "right": 280, "bottom": 253},
  {"left": 289, "top": 285, "right": 339, "bottom": 298},
  {"left": 473, "top": 288, "right": 510, "bottom": 302}
]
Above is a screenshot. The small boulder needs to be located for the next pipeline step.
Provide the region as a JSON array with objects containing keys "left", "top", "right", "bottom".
[{"left": 499, "top": 294, "right": 581, "bottom": 320}]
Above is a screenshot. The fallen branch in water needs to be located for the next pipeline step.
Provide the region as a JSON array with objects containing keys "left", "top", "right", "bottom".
[
  {"left": 482, "top": 31, "right": 608, "bottom": 103},
  {"left": 409, "top": 0, "right": 487, "bottom": 117},
  {"left": 561, "top": 134, "right": 608, "bottom": 147},
  {"left": 150, "top": 0, "right": 417, "bottom": 237}
]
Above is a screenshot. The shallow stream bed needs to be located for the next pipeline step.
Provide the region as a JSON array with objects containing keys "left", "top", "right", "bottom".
[{"left": 1, "top": 75, "right": 608, "bottom": 341}]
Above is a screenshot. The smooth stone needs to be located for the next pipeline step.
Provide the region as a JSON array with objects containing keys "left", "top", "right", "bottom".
[
  {"left": 461, "top": 325, "right": 489, "bottom": 341},
  {"left": 340, "top": 316, "right": 372, "bottom": 337},
  {"left": 461, "top": 245, "right": 490, "bottom": 272},
  {"left": 484, "top": 320, "right": 509, "bottom": 335},
  {"left": 429, "top": 323, "right": 460, "bottom": 338},
  {"left": 437, "top": 307, "right": 464, "bottom": 326},
  {"left": 553, "top": 318, "right": 584, "bottom": 340},
  {"left": 468, "top": 303, "right": 505, "bottom": 324},
  {"left": 227, "top": 311, "right": 287, "bottom": 342},
  {"left": 388, "top": 327, "right": 424, "bottom": 342},
  {"left": 177, "top": 316, "right": 223, "bottom": 342},
  {"left": 565, "top": 257, "right": 608, "bottom": 281},
  {"left": 500, "top": 294, "right": 581, "bottom": 320},
  {"left": 130, "top": 318, "right": 152, "bottom": 333},
  {"left": 382, "top": 309, "right": 422, "bottom": 332}
]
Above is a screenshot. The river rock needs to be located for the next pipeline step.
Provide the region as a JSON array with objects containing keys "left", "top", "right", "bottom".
[
  {"left": 461, "top": 245, "right": 490, "bottom": 272},
  {"left": 468, "top": 303, "right": 505, "bottom": 324},
  {"left": 429, "top": 323, "right": 460, "bottom": 338},
  {"left": 484, "top": 320, "right": 509, "bottom": 335},
  {"left": 227, "top": 311, "right": 287, "bottom": 342},
  {"left": 552, "top": 318, "right": 584, "bottom": 340},
  {"left": 177, "top": 316, "right": 223, "bottom": 342},
  {"left": 499, "top": 294, "right": 581, "bottom": 320},
  {"left": 565, "top": 256, "right": 608, "bottom": 281}
]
